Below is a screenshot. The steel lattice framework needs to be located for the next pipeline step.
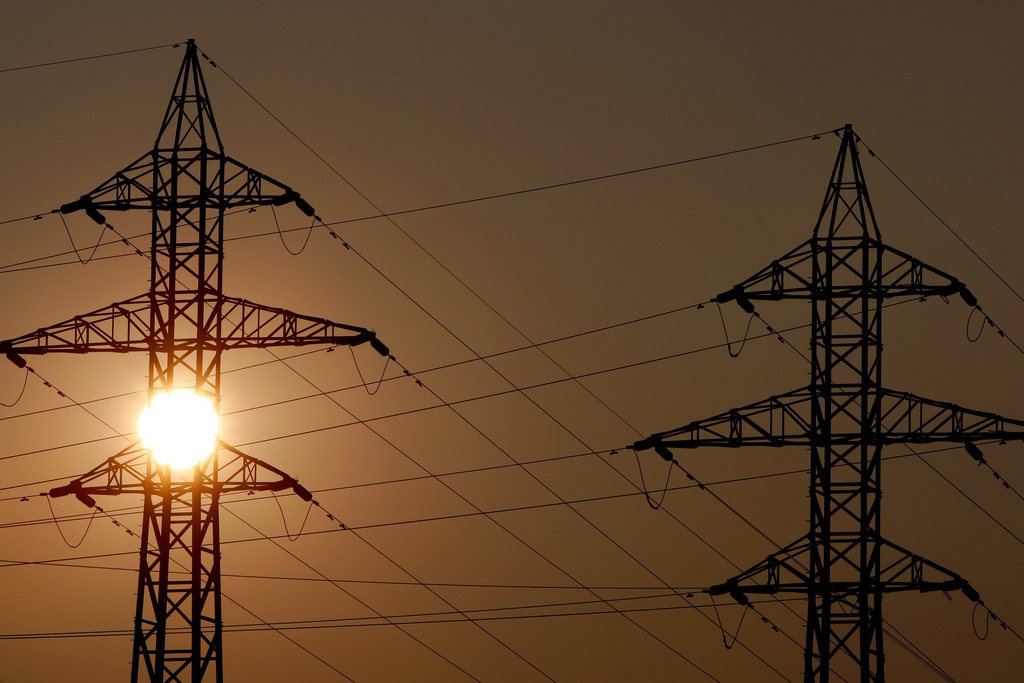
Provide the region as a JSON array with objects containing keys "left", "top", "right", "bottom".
[
  {"left": 1, "top": 40, "right": 387, "bottom": 682},
  {"left": 633, "top": 125, "right": 1024, "bottom": 682}
]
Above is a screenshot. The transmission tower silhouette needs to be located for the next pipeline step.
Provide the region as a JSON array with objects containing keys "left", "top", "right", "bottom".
[
  {"left": 633, "top": 125, "right": 1024, "bottom": 681},
  {"left": 0, "top": 40, "right": 388, "bottom": 682}
]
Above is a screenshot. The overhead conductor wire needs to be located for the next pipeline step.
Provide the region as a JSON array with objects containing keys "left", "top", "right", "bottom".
[{"left": 201, "top": 49, "right": 858, "bottom": 680}]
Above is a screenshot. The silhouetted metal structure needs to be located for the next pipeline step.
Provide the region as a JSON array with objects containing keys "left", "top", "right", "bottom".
[
  {"left": 633, "top": 125, "right": 1024, "bottom": 682},
  {"left": 1, "top": 39, "right": 387, "bottom": 682}
]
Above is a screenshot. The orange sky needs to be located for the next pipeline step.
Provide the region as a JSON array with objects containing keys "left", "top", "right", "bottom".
[{"left": 0, "top": 2, "right": 1022, "bottom": 681}]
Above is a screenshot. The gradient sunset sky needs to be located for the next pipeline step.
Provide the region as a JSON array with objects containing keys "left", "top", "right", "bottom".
[{"left": 0, "top": 2, "right": 1022, "bottom": 681}]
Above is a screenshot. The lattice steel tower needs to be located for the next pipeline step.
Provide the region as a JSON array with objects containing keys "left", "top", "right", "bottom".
[
  {"left": 1, "top": 40, "right": 388, "bottom": 681},
  {"left": 633, "top": 125, "right": 1024, "bottom": 681}
]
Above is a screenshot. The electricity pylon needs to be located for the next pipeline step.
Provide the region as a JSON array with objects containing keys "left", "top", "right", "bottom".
[
  {"left": 0, "top": 40, "right": 388, "bottom": 682},
  {"left": 633, "top": 125, "right": 1024, "bottom": 682}
]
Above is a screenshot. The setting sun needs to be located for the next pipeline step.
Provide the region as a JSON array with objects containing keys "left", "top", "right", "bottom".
[{"left": 138, "top": 389, "right": 219, "bottom": 470}]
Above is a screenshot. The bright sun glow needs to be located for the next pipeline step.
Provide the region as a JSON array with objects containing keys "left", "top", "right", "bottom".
[{"left": 139, "top": 389, "right": 219, "bottom": 470}]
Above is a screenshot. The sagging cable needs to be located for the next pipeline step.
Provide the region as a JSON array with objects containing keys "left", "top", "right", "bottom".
[
  {"left": 270, "top": 489, "right": 314, "bottom": 542},
  {"left": 632, "top": 447, "right": 674, "bottom": 510},
  {"left": 966, "top": 306, "right": 986, "bottom": 343},
  {"left": 715, "top": 301, "right": 755, "bottom": 358},
  {"left": 271, "top": 204, "right": 315, "bottom": 256},
  {"left": 0, "top": 367, "right": 29, "bottom": 407},
  {"left": 972, "top": 601, "right": 990, "bottom": 641},
  {"left": 709, "top": 592, "right": 751, "bottom": 650},
  {"left": 45, "top": 494, "right": 98, "bottom": 549},
  {"left": 58, "top": 213, "right": 107, "bottom": 265},
  {"left": 348, "top": 346, "right": 392, "bottom": 396}
]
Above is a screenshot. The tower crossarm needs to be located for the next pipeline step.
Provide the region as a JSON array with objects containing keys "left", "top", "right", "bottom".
[
  {"left": 48, "top": 441, "right": 313, "bottom": 504},
  {"left": 48, "top": 442, "right": 150, "bottom": 500},
  {"left": 216, "top": 442, "right": 313, "bottom": 498},
  {"left": 216, "top": 295, "right": 390, "bottom": 353},
  {"left": 632, "top": 386, "right": 1024, "bottom": 456},
  {"left": 0, "top": 293, "right": 153, "bottom": 357},
  {"left": 0, "top": 294, "right": 389, "bottom": 360},
  {"left": 875, "top": 387, "right": 1024, "bottom": 444},
  {"left": 58, "top": 151, "right": 316, "bottom": 220},
  {"left": 714, "top": 238, "right": 977, "bottom": 306},
  {"left": 632, "top": 387, "right": 814, "bottom": 454},
  {"left": 708, "top": 536, "right": 981, "bottom": 601}
]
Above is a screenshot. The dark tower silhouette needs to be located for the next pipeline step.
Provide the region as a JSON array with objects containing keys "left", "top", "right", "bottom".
[
  {"left": 1, "top": 40, "right": 388, "bottom": 682},
  {"left": 633, "top": 125, "right": 1024, "bottom": 681}
]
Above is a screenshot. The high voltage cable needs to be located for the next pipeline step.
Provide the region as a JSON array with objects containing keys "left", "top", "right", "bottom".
[
  {"left": 0, "top": 120, "right": 832, "bottom": 275},
  {"left": 0, "top": 318, "right": 792, "bottom": 472},
  {"left": 0, "top": 43, "right": 178, "bottom": 74},
  {"left": 204, "top": 43, "right": 836, "bottom": 230},
  {"left": 0, "top": 596, "right": 804, "bottom": 642},
  {"left": 93, "top": 506, "right": 357, "bottom": 681},
  {"left": 0, "top": 41, "right": 782, "bottom": 679},
  {"left": 220, "top": 504, "right": 487, "bottom": 682},
  {"left": 260, "top": 347, "right": 731, "bottom": 681},
  {"left": 856, "top": 134, "right": 1024, "bottom": 307},
  {"left": 290, "top": 208, "right": 794, "bottom": 676},
  {"left": 1, "top": 40, "right": 1005, "bottom": 678},
  {"left": 1, "top": 556, "right": 709, "bottom": 593},
  {"left": 310, "top": 214, "right": 851, "bottom": 676},
  {"left": 309, "top": 196, "right": 964, "bottom": 681},
  {"left": 726, "top": 309, "right": 1003, "bottom": 682},
  {"left": 0, "top": 366, "right": 357, "bottom": 677},
  {"left": 0, "top": 296, "right": 707, "bottom": 425},
  {"left": 754, "top": 306, "right": 1024, "bottom": 546},
  {"left": 0, "top": 442, "right": 988, "bottom": 540},
  {"left": 712, "top": 309, "right": 964, "bottom": 682},
  {"left": 0, "top": 97, "right": 948, "bottom": 680},
  {"left": 4, "top": 153, "right": 1015, "bottom": 679},
  {"left": 194, "top": 51, "right": 990, "bottom": 678}
]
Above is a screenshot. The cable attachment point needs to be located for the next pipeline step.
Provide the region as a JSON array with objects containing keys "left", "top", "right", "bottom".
[
  {"left": 0, "top": 348, "right": 26, "bottom": 369},
  {"left": 273, "top": 189, "right": 316, "bottom": 217},
  {"left": 48, "top": 480, "right": 96, "bottom": 509},
  {"left": 959, "top": 284, "right": 978, "bottom": 308},
  {"left": 715, "top": 285, "right": 756, "bottom": 314},
  {"left": 653, "top": 444, "right": 675, "bottom": 463},
  {"left": 291, "top": 481, "right": 313, "bottom": 502},
  {"left": 965, "top": 443, "right": 986, "bottom": 466},
  {"left": 632, "top": 446, "right": 673, "bottom": 510},
  {"left": 713, "top": 298, "right": 756, "bottom": 358},
  {"left": 960, "top": 581, "right": 981, "bottom": 603},
  {"left": 59, "top": 196, "right": 106, "bottom": 225},
  {"left": 368, "top": 335, "right": 390, "bottom": 357},
  {"left": 707, "top": 588, "right": 751, "bottom": 650}
]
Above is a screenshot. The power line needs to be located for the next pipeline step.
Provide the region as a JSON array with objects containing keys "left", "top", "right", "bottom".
[
  {"left": 0, "top": 123, "right": 831, "bottom": 276},
  {"left": 0, "top": 443, "right": 988, "bottom": 542},
  {"left": 0, "top": 296, "right": 706, "bottom": 426},
  {"left": 89, "top": 505, "right": 357, "bottom": 681},
  {"left": 195, "top": 75, "right": 926, "bottom": 679},
  {"left": 221, "top": 505, "right": 485, "bottom": 682},
  {"left": 857, "top": 134, "right": 1024, "bottom": 307},
  {"left": 4, "top": 41, "right": 1007, "bottom": 678},
  {"left": 0, "top": 42, "right": 178, "bottom": 75},
  {"left": 4, "top": 556, "right": 711, "bottom": 593},
  {"left": 0, "top": 107, "right": 954, "bottom": 682},
  {"left": 0, "top": 310, "right": 787, "bottom": 476},
  {"left": 755, "top": 307, "right": 1024, "bottom": 547},
  {"left": 264, "top": 348, "right": 727, "bottom": 681},
  {"left": 3, "top": 312, "right": 1018, "bottom": 566},
  {"left": 0, "top": 596, "right": 805, "bottom": 641}
]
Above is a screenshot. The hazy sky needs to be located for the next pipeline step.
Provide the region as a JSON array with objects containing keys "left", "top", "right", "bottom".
[{"left": 0, "top": 2, "right": 1022, "bottom": 681}]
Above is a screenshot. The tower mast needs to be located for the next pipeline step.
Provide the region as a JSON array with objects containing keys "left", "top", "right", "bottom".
[
  {"left": 3, "top": 39, "right": 389, "bottom": 682},
  {"left": 634, "top": 125, "right": 1024, "bottom": 681}
]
